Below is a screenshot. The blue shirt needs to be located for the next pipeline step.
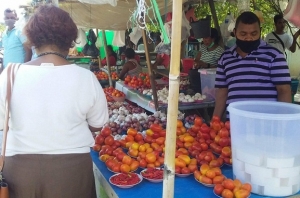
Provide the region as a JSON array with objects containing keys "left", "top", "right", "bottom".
[{"left": 2, "top": 27, "right": 26, "bottom": 68}]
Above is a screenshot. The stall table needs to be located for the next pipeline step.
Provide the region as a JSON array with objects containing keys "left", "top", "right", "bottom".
[
  {"left": 91, "top": 150, "right": 300, "bottom": 198},
  {"left": 115, "top": 81, "right": 215, "bottom": 113}
]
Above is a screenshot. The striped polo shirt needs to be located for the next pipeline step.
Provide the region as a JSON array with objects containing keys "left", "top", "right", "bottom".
[
  {"left": 199, "top": 44, "right": 224, "bottom": 66},
  {"left": 215, "top": 40, "right": 291, "bottom": 117}
]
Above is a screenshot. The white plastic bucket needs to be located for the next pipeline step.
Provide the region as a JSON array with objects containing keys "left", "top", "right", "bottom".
[{"left": 228, "top": 101, "right": 300, "bottom": 197}]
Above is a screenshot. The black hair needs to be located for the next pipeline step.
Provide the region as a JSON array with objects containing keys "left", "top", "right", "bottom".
[
  {"left": 210, "top": 28, "right": 220, "bottom": 44},
  {"left": 235, "top": 11, "right": 260, "bottom": 29},
  {"left": 230, "top": 32, "right": 235, "bottom": 37},
  {"left": 274, "top": 14, "right": 284, "bottom": 24},
  {"left": 125, "top": 48, "right": 135, "bottom": 59},
  {"left": 4, "top": 8, "right": 16, "bottom": 15},
  {"left": 107, "top": 45, "right": 117, "bottom": 60}
]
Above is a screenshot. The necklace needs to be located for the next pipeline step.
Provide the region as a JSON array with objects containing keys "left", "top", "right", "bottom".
[{"left": 37, "top": 52, "right": 67, "bottom": 60}]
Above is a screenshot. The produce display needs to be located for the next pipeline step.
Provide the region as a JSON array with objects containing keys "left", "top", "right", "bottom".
[
  {"left": 93, "top": 91, "right": 252, "bottom": 196},
  {"left": 111, "top": 72, "right": 119, "bottom": 80},
  {"left": 124, "top": 73, "right": 151, "bottom": 89},
  {"left": 94, "top": 71, "right": 109, "bottom": 80},
  {"left": 213, "top": 179, "right": 251, "bottom": 198},
  {"left": 103, "top": 87, "right": 126, "bottom": 103},
  {"left": 155, "top": 88, "right": 207, "bottom": 104}
]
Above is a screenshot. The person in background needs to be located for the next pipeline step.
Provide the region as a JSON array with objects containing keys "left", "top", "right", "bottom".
[
  {"left": 225, "top": 32, "right": 236, "bottom": 49},
  {"left": 101, "top": 45, "right": 117, "bottom": 66},
  {"left": 188, "top": 28, "right": 224, "bottom": 93},
  {"left": 0, "top": 5, "right": 108, "bottom": 198},
  {"left": 213, "top": 12, "right": 291, "bottom": 120},
  {"left": 1, "top": 8, "right": 32, "bottom": 71},
  {"left": 152, "top": 36, "right": 171, "bottom": 69},
  {"left": 265, "top": 14, "right": 300, "bottom": 56},
  {"left": 119, "top": 48, "right": 142, "bottom": 80}
]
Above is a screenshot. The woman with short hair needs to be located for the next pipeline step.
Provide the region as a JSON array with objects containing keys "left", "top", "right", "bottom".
[{"left": 0, "top": 5, "right": 108, "bottom": 198}]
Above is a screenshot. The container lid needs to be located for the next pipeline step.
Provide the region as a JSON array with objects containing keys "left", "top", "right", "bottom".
[
  {"left": 198, "top": 68, "right": 216, "bottom": 75},
  {"left": 228, "top": 101, "right": 300, "bottom": 120}
]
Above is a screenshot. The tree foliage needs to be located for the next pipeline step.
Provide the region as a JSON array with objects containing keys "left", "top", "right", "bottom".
[{"left": 193, "top": 0, "right": 282, "bottom": 37}]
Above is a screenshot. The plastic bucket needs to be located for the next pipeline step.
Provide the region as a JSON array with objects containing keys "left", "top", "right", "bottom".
[
  {"left": 181, "top": 58, "right": 194, "bottom": 73},
  {"left": 228, "top": 101, "right": 300, "bottom": 197}
]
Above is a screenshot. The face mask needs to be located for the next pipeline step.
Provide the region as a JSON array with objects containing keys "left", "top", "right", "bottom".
[
  {"left": 236, "top": 38, "right": 260, "bottom": 53},
  {"left": 207, "top": 42, "right": 215, "bottom": 49},
  {"left": 5, "top": 19, "right": 16, "bottom": 27}
]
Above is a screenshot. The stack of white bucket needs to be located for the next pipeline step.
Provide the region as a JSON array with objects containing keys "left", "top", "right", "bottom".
[{"left": 228, "top": 101, "right": 300, "bottom": 197}]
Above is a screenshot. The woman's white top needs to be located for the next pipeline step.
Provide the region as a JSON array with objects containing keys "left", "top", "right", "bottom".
[{"left": 0, "top": 64, "right": 109, "bottom": 156}]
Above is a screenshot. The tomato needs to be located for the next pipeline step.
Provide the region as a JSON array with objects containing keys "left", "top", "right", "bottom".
[
  {"left": 175, "top": 158, "right": 186, "bottom": 168},
  {"left": 214, "top": 184, "right": 224, "bottom": 195},
  {"left": 234, "top": 189, "right": 250, "bottom": 198},
  {"left": 221, "top": 147, "right": 231, "bottom": 157},
  {"left": 200, "top": 125, "right": 210, "bottom": 133},
  {"left": 209, "top": 130, "right": 217, "bottom": 139},
  {"left": 111, "top": 164, "right": 120, "bottom": 173},
  {"left": 127, "top": 128, "right": 138, "bottom": 136},
  {"left": 181, "top": 167, "right": 191, "bottom": 174},
  {"left": 233, "top": 179, "right": 242, "bottom": 188},
  {"left": 219, "top": 137, "right": 230, "bottom": 147},
  {"left": 178, "top": 155, "right": 191, "bottom": 165},
  {"left": 205, "top": 169, "right": 216, "bottom": 179},
  {"left": 212, "top": 115, "right": 221, "bottom": 122},
  {"left": 223, "top": 179, "right": 235, "bottom": 191},
  {"left": 92, "top": 144, "right": 101, "bottom": 151},
  {"left": 122, "top": 155, "right": 133, "bottom": 165},
  {"left": 194, "top": 117, "right": 203, "bottom": 126},
  {"left": 211, "top": 121, "right": 222, "bottom": 131},
  {"left": 150, "top": 124, "right": 162, "bottom": 133},
  {"left": 241, "top": 183, "right": 252, "bottom": 192},
  {"left": 130, "top": 160, "right": 139, "bottom": 171},
  {"left": 145, "top": 153, "right": 157, "bottom": 163},
  {"left": 125, "top": 135, "right": 135, "bottom": 142},
  {"left": 120, "top": 164, "right": 131, "bottom": 173},
  {"left": 199, "top": 175, "right": 213, "bottom": 184},
  {"left": 177, "top": 120, "right": 183, "bottom": 128},
  {"left": 175, "top": 166, "right": 181, "bottom": 174},
  {"left": 191, "top": 125, "right": 201, "bottom": 133},
  {"left": 139, "top": 159, "right": 147, "bottom": 168},
  {"left": 116, "top": 152, "right": 126, "bottom": 161},
  {"left": 95, "top": 135, "right": 105, "bottom": 145},
  {"left": 104, "top": 136, "right": 114, "bottom": 146},
  {"left": 219, "top": 128, "right": 230, "bottom": 138},
  {"left": 209, "top": 159, "right": 220, "bottom": 168},
  {"left": 199, "top": 164, "right": 210, "bottom": 175},
  {"left": 159, "top": 130, "right": 166, "bottom": 137},
  {"left": 101, "top": 127, "right": 112, "bottom": 137},
  {"left": 188, "top": 164, "right": 197, "bottom": 172},
  {"left": 222, "top": 189, "right": 234, "bottom": 198},
  {"left": 200, "top": 143, "right": 208, "bottom": 151},
  {"left": 225, "top": 121, "right": 230, "bottom": 130}
]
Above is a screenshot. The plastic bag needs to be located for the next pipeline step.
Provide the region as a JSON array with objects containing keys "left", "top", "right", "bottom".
[
  {"left": 129, "top": 27, "right": 142, "bottom": 45},
  {"left": 82, "top": 29, "right": 99, "bottom": 57},
  {"left": 75, "top": 28, "right": 87, "bottom": 48},
  {"left": 112, "top": 31, "right": 125, "bottom": 47},
  {"left": 78, "top": 0, "right": 117, "bottom": 7},
  {"left": 284, "top": 0, "right": 300, "bottom": 28}
]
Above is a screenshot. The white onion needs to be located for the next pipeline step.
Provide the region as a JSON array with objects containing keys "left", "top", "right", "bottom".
[
  {"left": 117, "top": 115, "right": 125, "bottom": 121},
  {"left": 161, "top": 116, "right": 167, "bottom": 121},
  {"left": 112, "top": 109, "right": 119, "bottom": 114}
]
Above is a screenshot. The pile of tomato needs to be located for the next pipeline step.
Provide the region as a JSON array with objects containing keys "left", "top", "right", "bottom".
[
  {"left": 124, "top": 73, "right": 151, "bottom": 89},
  {"left": 94, "top": 71, "right": 109, "bottom": 80},
  {"left": 111, "top": 72, "right": 119, "bottom": 80},
  {"left": 92, "top": 115, "right": 252, "bottom": 196},
  {"left": 103, "top": 87, "right": 125, "bottom": 101}
]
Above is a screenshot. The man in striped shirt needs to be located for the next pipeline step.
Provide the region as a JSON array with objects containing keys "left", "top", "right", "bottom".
[{"left": 213, "top": 12, "right": 292, "bottom": 119}]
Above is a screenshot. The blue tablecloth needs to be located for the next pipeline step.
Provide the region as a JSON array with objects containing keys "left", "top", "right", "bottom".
[{"left": 91, "top": 150, "right": 298, "bottom": 198}]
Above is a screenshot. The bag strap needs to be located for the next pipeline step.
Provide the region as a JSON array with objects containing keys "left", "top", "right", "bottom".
[
  {"left": 0, "top": 63, "right": 21, "bottom": 172},
  {"left": 272, "top": 32, "right": 287, "bottom": 57}
]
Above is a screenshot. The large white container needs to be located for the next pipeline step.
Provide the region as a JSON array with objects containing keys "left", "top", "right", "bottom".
[{"left": 228, "top": 101, "right": 300, "bottom": 197}]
